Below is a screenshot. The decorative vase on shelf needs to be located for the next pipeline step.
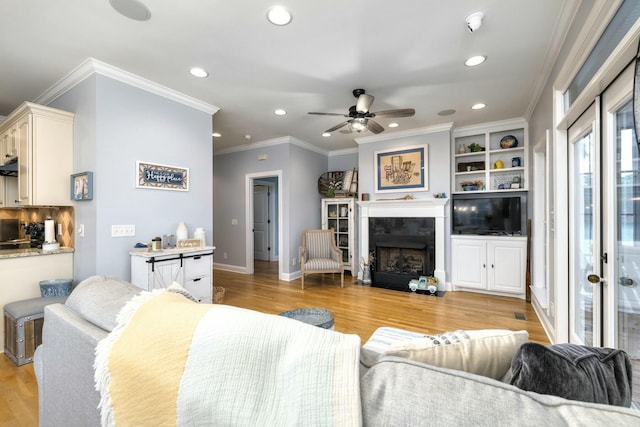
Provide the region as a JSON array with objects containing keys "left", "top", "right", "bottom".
[
  {"left": 176, "top": 222, "right": 188, "bottom": 242},
  {"left": 194, "top": 227, "right": 205, "bottom": 246},
  {"left": 362, "top": 266, "right": 372, "bottom": 285}
]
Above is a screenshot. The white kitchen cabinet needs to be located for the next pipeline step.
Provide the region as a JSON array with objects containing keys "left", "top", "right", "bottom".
[
  {"left": 0, "top": 102, "right": 74, "bottom": 206},
  {"left": 0, "top": 176, "right": 19, "bottom": 208},
  {"left": 321, "top": 197, "right": 357, "bottom": 276},
  {"left": 451, "top": 235, "right": 526, "bottom": 299},
  {"left": 0, "top": 126, "right": 18, "bottom": 165},
  {"left": 130, "top": 247, "right": 214, "bottom": 303}
]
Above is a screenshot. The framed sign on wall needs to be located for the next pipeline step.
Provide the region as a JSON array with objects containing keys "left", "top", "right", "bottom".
[
  {"left": 374, "top": 145, "right": 428, "bottom": 193},
  {"left": 70, "top": 171, "right": 93, "bottom": 201},
  {"left": 136, "top": 161, "right": 189, "bottom": 191}
]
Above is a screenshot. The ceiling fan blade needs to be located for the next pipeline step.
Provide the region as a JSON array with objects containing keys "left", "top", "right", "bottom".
[
  {"left": 308, "top": 112, "right": 348, "bottom": 116},
  {"left": 356, "top": 94, "right": 374, "bottom": 113},
  {"left": 325, "top": 121, "right": 350, "bottom": 133},
  {"left": 367, "top": 120, "right": 384, "bottom": 134},
  {"left": 372, "top": 108, "right": 415, "bottom": 118}
]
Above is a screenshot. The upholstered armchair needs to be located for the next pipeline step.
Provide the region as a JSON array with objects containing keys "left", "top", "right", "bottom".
[{"left": 300, "top": 229, "right": 344, "bottom": 289}]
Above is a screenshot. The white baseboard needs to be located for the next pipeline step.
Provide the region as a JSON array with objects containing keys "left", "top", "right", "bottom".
[{"left": 213, "top": 263, "right": 247, "bottom": 274}]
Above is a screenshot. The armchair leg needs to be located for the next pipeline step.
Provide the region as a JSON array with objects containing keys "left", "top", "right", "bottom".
[
  {"left": 340, "top": 270, "right": 344, "bottom": 288},
  {"left": 301, "top": 273, "right": 305, "bottom": 290}
]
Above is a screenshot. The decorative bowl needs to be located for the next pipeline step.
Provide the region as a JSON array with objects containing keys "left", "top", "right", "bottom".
[
  {"left": 500, "top": 135, "right": 518, "bottom": 149},
  {"left": 461, "top": 184, "right": 478, "bottom": 191}
]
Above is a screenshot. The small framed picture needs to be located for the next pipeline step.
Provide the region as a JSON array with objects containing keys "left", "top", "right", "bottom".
[{"left": 70, "top": 172, "right": 93, "bottom": 201}]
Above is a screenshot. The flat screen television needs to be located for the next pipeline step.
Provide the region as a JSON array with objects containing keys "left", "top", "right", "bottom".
[{"left": 452, "top": 192, "right": 527, "bottom": 236}]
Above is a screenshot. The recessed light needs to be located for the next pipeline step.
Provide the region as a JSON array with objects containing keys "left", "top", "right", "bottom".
[
  {"left": 189, "top": 67, "right": 209, "bottom": 78},
  {"left": 212, "top": 132, "right": 221, "bottom": 138},
  {"left": 438, "top": 109, "right": 456, "bottom": 116},
  {"left": 267, "top": 6, "right": 292, "bottom": 26},
  {"left": 465, "top": 55, "right": 486, "bottom": 67},
  {"left": 471, "top": 103, "right": 486, "bottom": 110},
  {"left": 109, "top": 0, "right": 151, "bottom": 21},
  {"left": 274, "top": 109, "right": 287, "bottom": 116},
  {"left": 388, "top": 122, "right": 399, "bottom": 128},
  {"left": 245, "top": 134, "right": 252, "bottom": 140},
  {"left": 322, "top": 132, "right": 331, "bottom": 137}
]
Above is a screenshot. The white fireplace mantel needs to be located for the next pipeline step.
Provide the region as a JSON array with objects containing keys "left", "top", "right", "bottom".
[{"left": 357, "top": 198, "right": 449, "bottom": 287}]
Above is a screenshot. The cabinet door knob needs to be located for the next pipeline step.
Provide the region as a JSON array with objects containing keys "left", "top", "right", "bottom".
[{"left": 193, "top": 277, "right": 201, "bottom": 282}]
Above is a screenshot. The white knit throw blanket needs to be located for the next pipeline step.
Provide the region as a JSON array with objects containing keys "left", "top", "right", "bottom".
[{"left": 95, "top": 290, "right": 362, "bottom": 426}]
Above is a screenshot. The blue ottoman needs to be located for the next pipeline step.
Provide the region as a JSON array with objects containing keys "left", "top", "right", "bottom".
[{"left": 280, "top": 307, "right": 335, "bottom": 330}]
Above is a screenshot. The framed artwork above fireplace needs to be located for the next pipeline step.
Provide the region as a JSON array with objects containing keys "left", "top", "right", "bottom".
[{"left": 374, "top": 145, "right": 428, "bottom": 193}]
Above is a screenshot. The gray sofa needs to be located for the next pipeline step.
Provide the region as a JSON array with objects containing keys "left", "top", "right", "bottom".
[{"left": 34, "top": 276, "right": 640, "bottom": 426}]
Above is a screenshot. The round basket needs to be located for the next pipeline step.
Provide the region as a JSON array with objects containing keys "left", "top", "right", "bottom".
[
  {"left": 40, "top": 279, "right": 73, "bottom": 297},
  {"left": 213, "top": 286, "right": 225, "bottom": 304}
]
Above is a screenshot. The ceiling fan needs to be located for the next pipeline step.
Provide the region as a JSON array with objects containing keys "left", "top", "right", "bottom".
[{"left": 308, "top": 89, "right": 415, "bottom": 134}]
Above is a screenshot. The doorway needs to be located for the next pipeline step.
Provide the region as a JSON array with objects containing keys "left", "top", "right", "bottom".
[
  {"left": 253, "top": 181, "right": 275, "bottom": 262},
  {"left": 245, "top": 171, "right": 283, "bottom": 280}
]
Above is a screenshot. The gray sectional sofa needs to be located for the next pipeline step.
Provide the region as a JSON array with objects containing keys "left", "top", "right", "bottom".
[{"left": 34, "top": 276, "right": 640, "bottom": 426}]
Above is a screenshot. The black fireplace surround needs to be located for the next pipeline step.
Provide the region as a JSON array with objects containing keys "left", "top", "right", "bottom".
[{"left": 369, "top": 217, "right": 435, "bottom": 292}]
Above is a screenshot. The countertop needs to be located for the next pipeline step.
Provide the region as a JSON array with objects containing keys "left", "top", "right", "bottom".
[
  {"left": 0, "top": 247, "right": 75, "bottom": 259},
  {"left": 129, "top": 245, "right": 215, "bottom": 258}
]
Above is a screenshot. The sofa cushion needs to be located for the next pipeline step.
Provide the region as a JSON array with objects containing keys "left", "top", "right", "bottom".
[
  {"left": 65, "top": 275, "right": 142, "bottom": 332},
  {"left": 384, "top": 329, "right": 528, "bottom": 380},
  {"left": 360, "top": 356, "right": 640, "bottom": 427},
  {"left": 508, "top": 342, "right": 633, "bottom": 407}
]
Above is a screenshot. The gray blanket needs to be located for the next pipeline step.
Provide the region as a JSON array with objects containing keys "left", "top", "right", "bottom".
[{"left": 508, "top": 342, "right": 632, "bottom": 407}]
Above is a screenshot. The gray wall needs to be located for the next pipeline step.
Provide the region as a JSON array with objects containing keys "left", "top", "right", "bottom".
[
  {"left": 329, "top": 149, "right": 358, "bottom": 172},
  {"left": 213, "top": 139, "right": 327, "bottom": 276},
  {"left": 51, "top": 74, "right": 213, "bottom": 281}
]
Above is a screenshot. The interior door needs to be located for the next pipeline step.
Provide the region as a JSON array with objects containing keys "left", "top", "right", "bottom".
[
  {"left": 253, "top": 184, "right": 270, "bottom": 261},
  {"left": 601, "top": 63, "right": 639, "bottom": 405},
  {"left": 568, "top": 102, "right": 601, "bottom": 346}
]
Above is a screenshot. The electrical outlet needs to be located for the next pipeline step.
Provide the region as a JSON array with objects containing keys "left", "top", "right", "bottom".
[
  {"left": 77, "top": 224, "right": 85, "bottom": 238},
  {"left": 292, "top": 257, "right": 296, "bottom": 266},
  {"left": 111, "top": 225, "right": 136, "bottom": 237},
  {"left": 223, "top": 252, "right": 228, "bottom": 259}
]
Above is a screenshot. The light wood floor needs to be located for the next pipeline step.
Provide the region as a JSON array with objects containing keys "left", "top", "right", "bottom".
[{"left": 0, "top": 262, "right": 548, "bottom": 426}]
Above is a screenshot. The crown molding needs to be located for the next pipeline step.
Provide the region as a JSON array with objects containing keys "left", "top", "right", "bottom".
[
  {"left": 35, "top": 58, "right": 219, "bottom": 115},
  {"left": 328, "top": 147, "right": 358, "bottom": 157},
  {"left": 354, "top": 122, "right": 453, "bottom": 145},
  {"left": 215, "top": 136, "right": 329, "bottom": 157}
]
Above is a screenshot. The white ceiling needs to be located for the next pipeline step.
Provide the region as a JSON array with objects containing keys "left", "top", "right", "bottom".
[{"left": 0, "top": 0, "right": 577, "bottom": 154}]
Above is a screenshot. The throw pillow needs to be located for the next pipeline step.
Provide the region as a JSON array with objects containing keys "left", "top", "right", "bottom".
[
  {"left": 384, "top": 329, "right": 529, "bottom": 380},
  {"left": 509, "top": 342, "right": 633, "bottom": 407},
  {"left": 167, "top": 281, "right": 198, "bottom": 303}
]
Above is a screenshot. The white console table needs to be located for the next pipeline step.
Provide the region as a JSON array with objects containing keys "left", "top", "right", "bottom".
[{"left": 130, "top": 246, "right": 215, "bottom": 303}]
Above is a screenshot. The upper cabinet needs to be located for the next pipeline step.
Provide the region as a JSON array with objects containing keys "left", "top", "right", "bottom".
[
  {"left": 452, "top": 118, "right": 527, "bottom": 194},
  {"left": 0, "top": 102, "right": 74, "bottom": 206},
  {"left": 0, "top": 127, "right": 18, "bottom": 165}
]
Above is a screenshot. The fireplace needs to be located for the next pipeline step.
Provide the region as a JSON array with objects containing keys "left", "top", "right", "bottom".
[
  {"left": 369, "top": 217, "right": 435, "bottom": 291},
  {"left": 358, "top": 198, "right": 448, "bottom": 292}
]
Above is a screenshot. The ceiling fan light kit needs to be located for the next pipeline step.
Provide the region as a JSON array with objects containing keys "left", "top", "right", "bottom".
[{"left": 308, "top": 88, "right": 415, "bottom": 135}]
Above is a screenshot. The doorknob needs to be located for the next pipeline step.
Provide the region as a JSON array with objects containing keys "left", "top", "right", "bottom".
[{"left": 587, "top": 273, "right": 606, "bottom": 284}]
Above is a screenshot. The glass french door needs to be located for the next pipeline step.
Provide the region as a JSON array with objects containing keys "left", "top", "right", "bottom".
[
  {"left": 601, "top": 63, "right": 639, "bottom": 406},
  {"left": 569, "top": 63, "right": 639, "bottom": 405},
  {"left": 568, "top": 103, "right": 601, "bottom": 346}
]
